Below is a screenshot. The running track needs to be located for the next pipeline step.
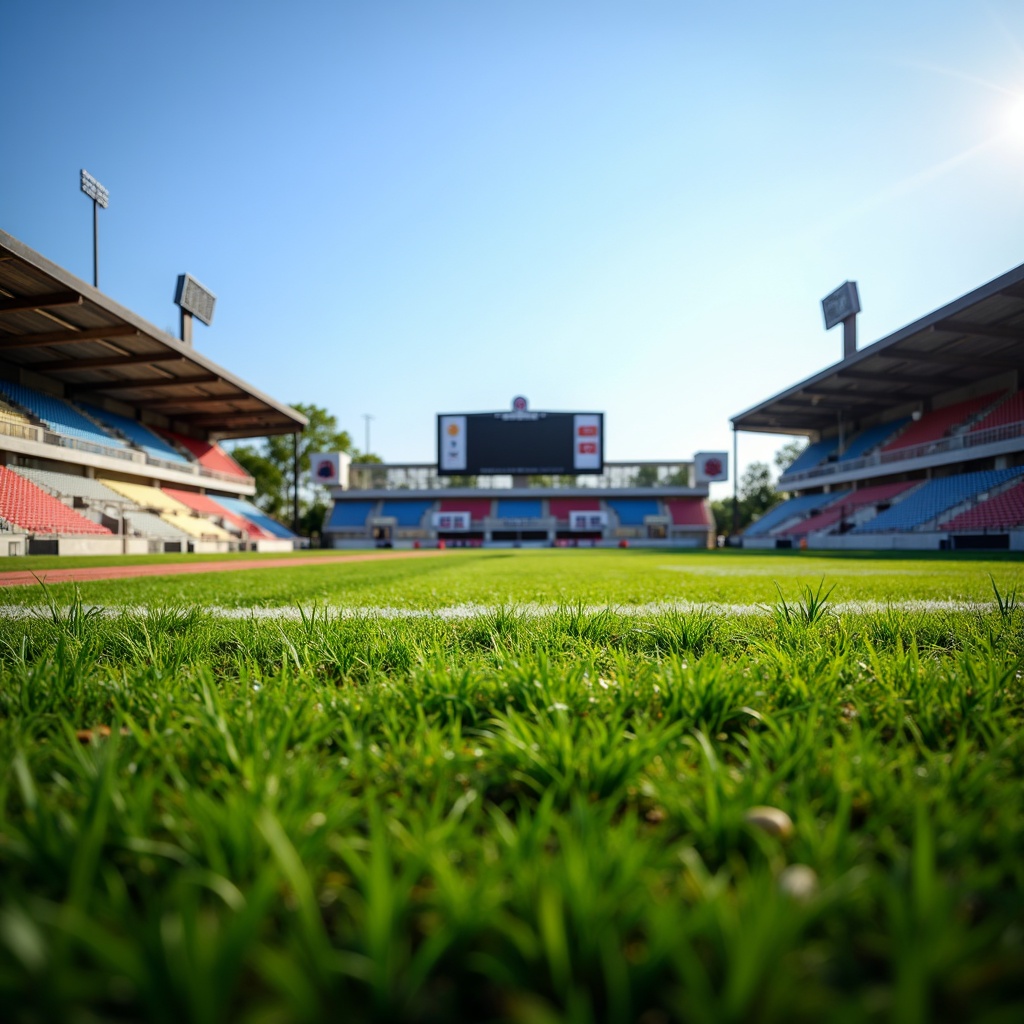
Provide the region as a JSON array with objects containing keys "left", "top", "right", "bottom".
[{"left": 0, "top": 550, "right": 445, "bottom": 588}]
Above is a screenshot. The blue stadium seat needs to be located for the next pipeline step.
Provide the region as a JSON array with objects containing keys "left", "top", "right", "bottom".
[
  {"left": 0, "top": 380, "right": 125, "bottom": 448},
  {"left": 606, "top": 499, "right": 661, "bottom": 526},
  {"left": 80, "top": 404, "right": 192, "bottom": 463},
  {"left": 837, "top": 418, "right": 909, "bottom": 461},
  {"left": 784, "top": 439, "right": 837, "bottom": 475},
  {"left": 213, "top": 495, "right": 297, "bottom": 539},
  {"left": 495, "top": 499, "right": 543, "bottom": 519},
  {"left": 326, "top": 501, "right": 376, "bottom": 529},
  {"left": 379, "top": 500, "right": 433, "bottom": 527},
  {"left": 744, "top": 492, "right": 846, "bottom": 537},
  {"left": 852, "top": 468, "right": 1024, "bottom": 533}
]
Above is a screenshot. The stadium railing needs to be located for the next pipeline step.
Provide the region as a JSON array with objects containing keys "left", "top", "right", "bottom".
[
  {"left": 2, "top": 418, "right": 255, "bottom": 486},
  {"left": 0, "top": 419, "right": 42, "bottom": 444},
  {"left": 50, "top": 432, "right": 141, "bottom": 462},
  {"left": 779, "top": 419, "right": 1024, "bottom": 487}
]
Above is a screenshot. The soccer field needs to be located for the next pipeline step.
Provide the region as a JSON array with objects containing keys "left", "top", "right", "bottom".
[
  {"left": 1, "top": 547, "right": 1022, "bottom": 610},
  {"left": 1, "top": 551, "right": 1022, "bottom": 1022}
]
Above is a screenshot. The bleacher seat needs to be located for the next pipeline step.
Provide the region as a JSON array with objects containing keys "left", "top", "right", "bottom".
[
  {"left": 379, "top": 500, "right": 434, "bottom": 527},
  {"left": 439, "top": 498, "right": 493, "bottom": 519},
  {"left": 98, "top": 479, "right": 191, "bottom": 513},
  {"left": 0, "top": 399, "right": 30, "bottom": 427},
  {"left": 666, "top": 499, "right": 711, "bottom": 526},
  {"left": 881, "top": 392, "right": 1004, "bottom": 452},
  {"left": 163, "top": 487, "right": 272, "bottom": 539},
  {"left": 606, "top": 499, "right": 662, "bottom": 526},
  {"left": 970, "top": 391, "right": 1024, "bottom": 433},
  {"left": 495, "top": 499, "right": 544, "bottom": 519},
  {"left": 940, "top": 479, "right": 1024, "bottom": 532},
  {"left": 744, "top": 492, "right": 845, "bottom": 538},
  {"left": 0, "top": 380, "right": 125, "bottom": 449},
  {"left": 124, "top": 510, "right": 192, "bottom": 542},
  {"left": 837, "top": 419, "right": 910, "bottom": 461},
  {"left": 547, "top": 498, "right": 600, "bottom": 519},
  {"left": 852, "top": 468, "right": 1024, "bottom": 533},
  {"left": 11, "top": 466, "right": 134, "bottom": 507},
  {"left": 211, "top": 495, "right": 298, "bottom": 539},
  {"left": 162, "top": 431, "right": 250, "bottom": 478},
  {"left": 326, "top": 500, "right": 377, "bottom": 530},
  {"left": 783, "top": 439, "right": 837, "bottom": 475},
  {"left": 0, "top": 466, "right": 111, "bottom": 535},
  {"left": 81, "top": 405, "right": 192, "bottom": 463},
  {"left": 779, "top": 481, "right": 916, "bottom": 537}
]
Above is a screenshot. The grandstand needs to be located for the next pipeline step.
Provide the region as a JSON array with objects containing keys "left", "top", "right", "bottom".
[
  {"left": 0, "top": 230, "right": 304, "bottom": 555},
  {"left": 323, "top": 456, "right": 715, "bottom": 548},
  {"left": 733, "top": 262, "right": 1024, "bottom": 550}
]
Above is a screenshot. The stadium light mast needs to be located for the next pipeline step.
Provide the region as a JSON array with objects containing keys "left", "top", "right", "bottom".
[
  {"left": 822, "top": 281, "right": 861, "bottom": 360},
  {"left": 79, "top": 169, "right": 109, "bottom": 288},
  {"left": 173, "top": 274, "right": 216, "bottom": 347},
  {"left": 363, "top": 413, "right": 374, "bottom": 457}
]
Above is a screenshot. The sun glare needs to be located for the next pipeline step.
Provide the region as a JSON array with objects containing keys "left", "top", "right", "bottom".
[{"left": 1000, "top": 93, "right": 1024, "bottom": 145}]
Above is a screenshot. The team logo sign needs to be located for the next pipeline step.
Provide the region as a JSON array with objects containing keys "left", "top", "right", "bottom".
[
  {"left": 512, "top": 396, "right": 528, "bottom": 412},
  {"left": 694, "top": 452, "right": 729, "bottom": 483}
]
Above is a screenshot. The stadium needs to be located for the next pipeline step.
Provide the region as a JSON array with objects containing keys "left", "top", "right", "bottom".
[
  {"left": 0, "top": 229, "right": 304, "bottom": 555},
  {"left": 2, "top": 232, "right": 1024, "bottom": 1024},
  {"left": 3, "top": 222, "right": 1022, "bottom": 557},
  {"left": 733, "top": 266, "right": 1024, "bottom": 551}
]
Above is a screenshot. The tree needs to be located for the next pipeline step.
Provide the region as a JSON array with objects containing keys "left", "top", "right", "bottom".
[
  {"left": 232, "top": 446, "right": 287, "bottom": 519},
  {"left": 710, "top": 458, "right": 786, "bottom": 537},
  {"left": 739, "top": 461, "right": 779, "bottom": 525},
  {"left": 632, "top": 465, "right": 660, "bottom": 488},
  {"left": 229, "top": 403, "right": 360, "bottom": 535},
  {"left": 774, "top": 438, "right": 808, "bottom": 474}
]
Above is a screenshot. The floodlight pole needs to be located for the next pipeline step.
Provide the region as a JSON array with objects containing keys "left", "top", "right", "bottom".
[
  {"left": 180, "top": 309, "right": 193, "bottom": 346},
  {"left": 80, "top": 170, "right": 109, "bottom": 289},
  {"left": 293, "top": 431, "right": 301, "bottom": 536},
  {"left": 363, "top": 413, "right": 374, "bottom": 457},
  {"left": 92, "top": 199, "right": 99, "bottom": 288}
]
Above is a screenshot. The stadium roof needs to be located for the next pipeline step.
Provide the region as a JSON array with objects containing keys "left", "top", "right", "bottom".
[
  {"left": 0, "top": 230, "right": 306, "bottom": 439},
  {"left": 732, "top": 261, "right": 1024, "bottom": 435}
]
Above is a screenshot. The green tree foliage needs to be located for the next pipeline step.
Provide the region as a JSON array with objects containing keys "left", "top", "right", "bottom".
[
  {"left": 709, "top": 455, "right": 789, "bottom": 537},
  {"left": 774, "top": 438, "right": 808, "bottom": 473},
  {"left": 230, "top": 403, "right": 365, "bottom": 534}
]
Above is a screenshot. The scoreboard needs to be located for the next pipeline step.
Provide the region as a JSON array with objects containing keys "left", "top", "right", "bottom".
[{"left": 437, "top": 406, "right": 604, "bottom": 477}]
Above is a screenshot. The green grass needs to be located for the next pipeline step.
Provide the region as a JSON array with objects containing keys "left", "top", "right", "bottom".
[
  {"left": 1, "top": 555, "right": 1023, "bottom": 1022},
  {"left": 1, "top": 548, "right": 1022, "bottom": 609}
]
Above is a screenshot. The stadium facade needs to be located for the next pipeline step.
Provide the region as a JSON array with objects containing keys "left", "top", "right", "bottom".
[
  {"left": 732, "top": 264, "right": 1024, "bottom": 551},
  {"left": 0, "top": 230, "right": 304, "bottom": 555}
]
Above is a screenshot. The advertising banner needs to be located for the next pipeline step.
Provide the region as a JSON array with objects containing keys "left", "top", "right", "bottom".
[
  {"left": 694, "top": 451, "right": 729, "bottom": 484},
  {"left": 569, "top": 510, "right": 608, "bottom": 532},
  {"left": 308, "top": 451, "right": 351, "bottom": 488},
  {"left": 573, "top": 414, "right": 603, "bottom": 472},
  {"left": 432, "top": 511, "right": 471, "bottom": 532},
  {"left": 439, "top": 415, "right": 467, "bottom": 472}
]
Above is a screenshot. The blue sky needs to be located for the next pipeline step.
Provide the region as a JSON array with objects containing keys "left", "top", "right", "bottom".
[{"left": 4, "top": 1, "right": 1024, "bottom": 498}]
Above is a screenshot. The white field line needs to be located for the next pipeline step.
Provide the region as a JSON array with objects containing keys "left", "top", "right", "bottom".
[{"left": 0, "top": 599, "right": 996, "bottom": 621}]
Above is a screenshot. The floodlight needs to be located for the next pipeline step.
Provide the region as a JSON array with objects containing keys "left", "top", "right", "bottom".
[
  {"left": 822, "top": 281, "right": 861, "bottom": 359},
  {"left": 822, "top": 281, "right": 860, "bottom": 330},
  {"left": 80, "top": 169, "right": 109, "bottom": 208},
  {"left": 174, "top": 274, "right": 216, "bottom": 326}
]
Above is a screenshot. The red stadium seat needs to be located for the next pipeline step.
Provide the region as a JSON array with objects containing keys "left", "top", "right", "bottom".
[{"left": 0, "top": 466, "right": 111, "bottom": 535}]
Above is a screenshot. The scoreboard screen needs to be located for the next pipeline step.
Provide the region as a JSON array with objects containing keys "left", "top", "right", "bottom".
[{"left": 437, "top": 410, "right": 604, "bottom": 476}]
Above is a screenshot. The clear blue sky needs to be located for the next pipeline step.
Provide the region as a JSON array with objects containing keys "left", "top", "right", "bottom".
[{"left": 4, "top": 1, "right": 1024, "bottom": 498}]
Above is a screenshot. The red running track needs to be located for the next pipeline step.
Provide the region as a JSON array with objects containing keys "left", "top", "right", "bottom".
[{"left": 0, "top": 550, "right": 445, "bottom": 589}]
